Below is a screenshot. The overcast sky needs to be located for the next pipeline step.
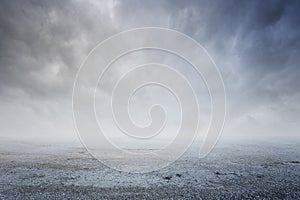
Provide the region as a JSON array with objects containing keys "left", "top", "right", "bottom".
[{"left": 0, "top": 0, "right": 299, "bottom": 143}]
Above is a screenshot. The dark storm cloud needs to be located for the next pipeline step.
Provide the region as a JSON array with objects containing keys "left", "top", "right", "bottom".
[
  {"left": 0, "top": 0, "right": 119, "bottom": 138},
  {"left": 0, "top": 0, "right": 299, "bottom": 139},
  {"left": 110, "top": 0, "right": 300, "bottom": 136},
  {"left": 0, "top": 0, "right": 117, "bottom": 100}
]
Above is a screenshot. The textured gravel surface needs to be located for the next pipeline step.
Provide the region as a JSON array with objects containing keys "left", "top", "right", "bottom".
[{"left": 0, "top": 139, "right": 299, "bottom": 199}]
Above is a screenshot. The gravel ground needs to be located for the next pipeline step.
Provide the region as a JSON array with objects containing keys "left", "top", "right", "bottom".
[{"left": 0, "top": 139, "right": 299, "bottom": 199}]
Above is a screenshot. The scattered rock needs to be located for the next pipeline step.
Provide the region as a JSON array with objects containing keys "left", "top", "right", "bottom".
[
  {"left": 215, "top": 171, "right": 225, "bottom": 175},
  {"left": 256, "top": 174, "right": 264, "bottom": 178},
  {"left": 214, "top": 171, "right": 240, "bottom": 176},
  {"left": 163, "top": 175, "right": 172, "bottom": 180},
  {"left": 176, "top": 173, "right": 182, "bottom": 177}
]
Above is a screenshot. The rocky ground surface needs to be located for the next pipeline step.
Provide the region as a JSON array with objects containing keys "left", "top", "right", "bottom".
[{"left": 0, "top": 139, "right": 299, "bottom": 199}]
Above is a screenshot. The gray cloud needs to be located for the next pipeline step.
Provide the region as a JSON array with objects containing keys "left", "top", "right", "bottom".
[
  {"left": 0, "top": 0, "right": 299, "bottom": 140},
  {"left": 0, "top": 0, "right": 118, "bottom": 99}
]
